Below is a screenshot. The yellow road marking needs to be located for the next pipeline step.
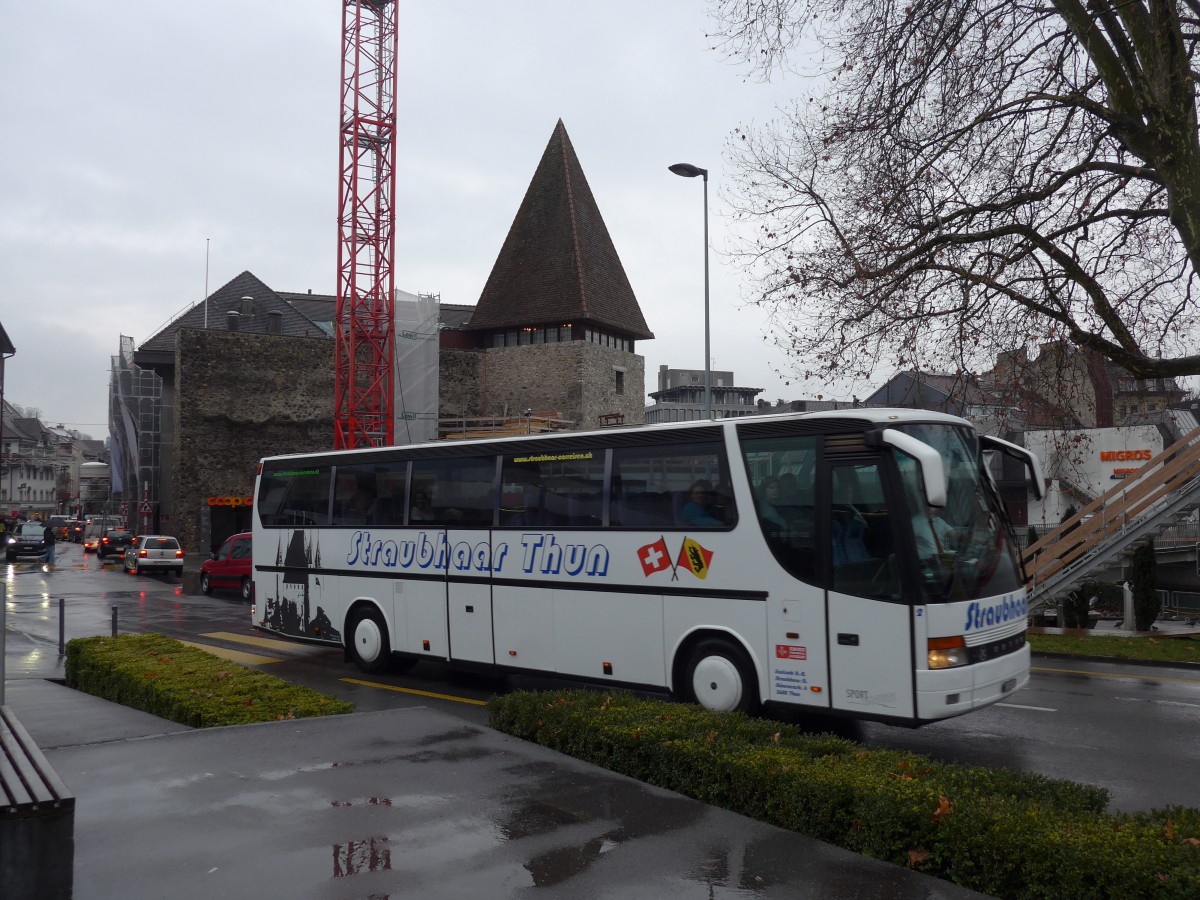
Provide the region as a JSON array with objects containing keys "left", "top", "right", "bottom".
[
  {"left": 178, "top": 640, "right": 280, "bottom": 666},
  {"left": 341, "top": 677, "right": 488, "bottom": 706},
  {"left": 1032, "top": 665, "right": 1200, "bottom": 685},
  {"left": 200, "top": 631, "right": 330, "bottom": 653}
]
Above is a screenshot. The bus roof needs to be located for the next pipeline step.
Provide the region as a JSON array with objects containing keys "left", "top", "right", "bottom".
[{"left": 257, "top": 408, "right": 975, "bottom": 465}]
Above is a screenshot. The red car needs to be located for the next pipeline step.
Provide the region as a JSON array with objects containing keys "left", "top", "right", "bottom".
[{"left": 200, "top": 532, "right": 253, "bottom": 600}]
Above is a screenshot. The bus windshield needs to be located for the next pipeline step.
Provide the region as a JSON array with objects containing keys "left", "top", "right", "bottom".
[{"left": 895, "top": 423, "right": 1023, "bottom": 602}]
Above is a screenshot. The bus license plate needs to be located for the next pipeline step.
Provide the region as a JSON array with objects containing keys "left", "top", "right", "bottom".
[{"left": 1001, "top": 677, "right": 1017, "bottom": 694}]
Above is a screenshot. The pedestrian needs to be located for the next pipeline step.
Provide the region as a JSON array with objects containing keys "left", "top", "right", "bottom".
[{"left": 40, "top": 520, "right": 56, "bottom": 567}]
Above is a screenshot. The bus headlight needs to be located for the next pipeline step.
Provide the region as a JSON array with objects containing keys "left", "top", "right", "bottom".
[{"left": 928, "top": 636, "right": 968, "bottom": 669}]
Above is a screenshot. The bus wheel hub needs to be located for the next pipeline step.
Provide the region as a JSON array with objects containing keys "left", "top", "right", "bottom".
[{"left": 692, "top": 656, "right": 742, "bottom": 711}]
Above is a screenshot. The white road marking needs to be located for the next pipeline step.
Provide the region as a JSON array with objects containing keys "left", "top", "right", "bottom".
[{"left": 995, "top": 702, "right": 1057, "bottom": 712}]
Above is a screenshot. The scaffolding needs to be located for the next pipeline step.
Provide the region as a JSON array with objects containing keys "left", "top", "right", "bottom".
[
  {"left": 108, "top": 336, "right": 161, "bottom": 525},
  {"left": 393, "top": 290, "right": 439, "bottom": 445}
]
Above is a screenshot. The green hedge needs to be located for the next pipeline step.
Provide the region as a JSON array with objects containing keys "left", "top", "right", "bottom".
[
  {"left": 488, "top": 690, "right": 1200, "bottom": 899},
  {"left": 65, "top": 634, "right": 353, "bottom": 727}
]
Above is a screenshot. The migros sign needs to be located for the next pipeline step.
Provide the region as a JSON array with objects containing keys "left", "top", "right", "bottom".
[{"left": 1099, "top": 449, "right": 1152, "bottom": 462}]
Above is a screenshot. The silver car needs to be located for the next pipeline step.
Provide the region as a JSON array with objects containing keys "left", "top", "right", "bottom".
[{"left": 124, "top": 535, "right": 184, "bottom": 578}]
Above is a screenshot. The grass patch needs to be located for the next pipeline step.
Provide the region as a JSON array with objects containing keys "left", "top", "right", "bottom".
[
  {"left": 65, "top": 633, "right": 353, "bottom": 727},
  {"left": 1029, "top": 631, "right": 1200, "bottom": 665},
  {"left": 489, "top": 689, "right": 1200, "bottom": 899}
]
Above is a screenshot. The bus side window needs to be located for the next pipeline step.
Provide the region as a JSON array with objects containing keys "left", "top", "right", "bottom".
[
  {"left": 611, "top": 442, "right": 733, "bottom": 529},
  {"left": 412, "top": 456, "right": 497, "bottom": 527},
  {"left": 258, "top": 466, "right": 333, "bottom": 528}
]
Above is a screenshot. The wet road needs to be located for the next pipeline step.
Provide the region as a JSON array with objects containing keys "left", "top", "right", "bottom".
[{"left": 6, "top": 541, "right": 1200, "bottom": 813}]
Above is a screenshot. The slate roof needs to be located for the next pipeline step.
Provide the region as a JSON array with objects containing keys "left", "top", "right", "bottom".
[
  {"left": 866, "top": 370, "right": 1002, "bottom": 409},
  {"left": 277, "top": 292, "right": 474, "bottom": 333},
  {"left": 465, "top": 120, "right": 653, "bottom": 339},
  {"left": 138, "top": 271, "right": 328, "bottom": 353},
  {"left": 277, "top": 291, "right": 337, "bottom": 335},
  {"left": 438, "top": 303, "right": 475, "bottom": 330}
]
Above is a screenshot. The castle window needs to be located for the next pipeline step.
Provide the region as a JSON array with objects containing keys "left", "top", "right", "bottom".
[{"left": 614, "top": 368, "right": 625, "bottom": 395}]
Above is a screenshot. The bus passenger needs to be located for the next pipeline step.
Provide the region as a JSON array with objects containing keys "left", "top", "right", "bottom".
[
  {"left": 757, "top": 476, "right": 789, "bottom": 534},
  {"left": 409, "top": 489, "right": 435, "bottom": 523},
  {"left": 345, "top": 483, "right": 375, "bottom": 525},
  {"left": 681, "top": 480, "right": 722, "bottom": 526}
]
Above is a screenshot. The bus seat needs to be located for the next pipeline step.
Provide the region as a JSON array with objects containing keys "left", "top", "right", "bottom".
[
  {"left": 616, "top": 492, "right": 669, "bottom": 526},
  {"left": 832, "top": 517, "right": 870, "bottom": 566}
]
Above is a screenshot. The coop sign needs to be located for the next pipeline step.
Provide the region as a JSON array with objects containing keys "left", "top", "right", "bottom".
[{"left": 208, "top": 496, "right": 254, "bottom": 507}]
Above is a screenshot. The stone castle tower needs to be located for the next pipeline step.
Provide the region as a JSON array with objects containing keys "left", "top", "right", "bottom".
[{"left": 439, "top": 120, "right": 654, "bottom": 429}]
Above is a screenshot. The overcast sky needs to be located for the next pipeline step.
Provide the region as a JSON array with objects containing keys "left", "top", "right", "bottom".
[{"left": 0, "top": 0, "right": 821, "bottom": 439}]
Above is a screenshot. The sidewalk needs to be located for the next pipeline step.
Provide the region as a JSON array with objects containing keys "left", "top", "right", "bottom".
[{"left": 3, "top": 675, "right": 990, "bottom": 899}]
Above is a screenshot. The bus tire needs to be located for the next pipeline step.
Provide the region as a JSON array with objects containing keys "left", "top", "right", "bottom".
[
  {"left": 683, "top": 638, "right": 760, "bottom": 715},
  {"left": 348, "top": 605, "right": 391, "bottom": 674}
]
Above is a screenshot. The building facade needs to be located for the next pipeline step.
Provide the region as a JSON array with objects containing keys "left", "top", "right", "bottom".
[{"left": 645, "top": 366, "right": 763, "bottom": 423}]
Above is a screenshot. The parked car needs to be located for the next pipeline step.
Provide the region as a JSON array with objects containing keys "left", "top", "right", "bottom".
[
  {"left": 124, "top": 535, "right": 184, "bottom": 577},
  {"left": 5, "top": 522, "right": 48, "bottom": 563},
  {"left": 96, "top": 529, "right": 134, "bottom": 560},
  {"left": 200, "top": 532, "right": 253, "bottom": 600}
]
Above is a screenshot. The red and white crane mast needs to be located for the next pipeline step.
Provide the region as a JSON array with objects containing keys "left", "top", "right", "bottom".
[{"left": 334, "top": 0, "right": 398, "bottom": 449}]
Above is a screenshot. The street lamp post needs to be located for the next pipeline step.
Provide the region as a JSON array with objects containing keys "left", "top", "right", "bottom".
[{"left": 668, "top": 162, "right": 711, "bottom": 420}]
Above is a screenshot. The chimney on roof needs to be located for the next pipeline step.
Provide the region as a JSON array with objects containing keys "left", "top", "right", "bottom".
[
  {"left": 267, "top": 311, "right": 283, "bottom": 334},
  {"left": 226, "top": 311, "right": 240, "bottom": 332}
]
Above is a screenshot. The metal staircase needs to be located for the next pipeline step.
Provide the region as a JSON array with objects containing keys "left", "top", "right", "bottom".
[{"left": 1023, "top": 424, "right": 1200, "bottom": 613}]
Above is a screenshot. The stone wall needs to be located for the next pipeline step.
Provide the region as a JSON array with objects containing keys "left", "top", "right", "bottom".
[
  {"left": 438, "top": 349, "right": 484, "bottom": 418},
  {"left": 469, "top": 343, "right": 646, "bottom": 428},
  {"left": 173, "top": 328, "right": 334, "bottom": 558}
]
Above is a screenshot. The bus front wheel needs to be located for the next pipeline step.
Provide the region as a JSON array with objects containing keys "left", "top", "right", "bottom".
[
  {"left": 348, "top": 606, "right": 391, "bottom": 674},
  {"left": 683, "top": 639, "right": 759, "bottom": 715}
]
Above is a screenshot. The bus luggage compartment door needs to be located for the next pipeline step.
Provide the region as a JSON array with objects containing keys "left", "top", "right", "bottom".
[
  {"left": 446, "top": 529, "right": 495, "bottom": 664},
  {"left": 827, "top": 591, "right": 914, "bottom": 719}
]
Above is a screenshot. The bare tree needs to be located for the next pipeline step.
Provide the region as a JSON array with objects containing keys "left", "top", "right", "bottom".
[{"left": 711, "top": 0, "right": 1200, "bottom": 385}]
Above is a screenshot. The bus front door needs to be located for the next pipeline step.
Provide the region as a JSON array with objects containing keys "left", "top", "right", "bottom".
[{"left": 824, "top": 459, "right": 915, "bottom": 720}]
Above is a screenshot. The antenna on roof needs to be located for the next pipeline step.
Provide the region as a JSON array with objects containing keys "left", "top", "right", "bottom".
[{"left": 203, "top": 238, "right": 211, "bottom": 329}]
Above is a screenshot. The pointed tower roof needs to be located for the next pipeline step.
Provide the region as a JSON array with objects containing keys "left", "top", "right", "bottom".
[{"left": 466, "top": 120, "right": 653, "bottom": 339}]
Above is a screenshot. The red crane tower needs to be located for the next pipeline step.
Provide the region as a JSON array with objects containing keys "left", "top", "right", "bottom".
[{"left": 335, "top": 0, "right": 399, "bottom": 449}]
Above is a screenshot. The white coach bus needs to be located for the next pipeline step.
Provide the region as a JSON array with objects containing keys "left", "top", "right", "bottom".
[{"left": 251, "top": 409, "right": 1042, "bottom": 725}]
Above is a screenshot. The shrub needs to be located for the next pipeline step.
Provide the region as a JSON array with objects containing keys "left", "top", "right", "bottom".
[{"left": 66, "top": 633, "right": 353, "bottom": 727}]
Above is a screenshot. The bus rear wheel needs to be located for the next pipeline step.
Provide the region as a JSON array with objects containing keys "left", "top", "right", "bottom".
[
  {"left": 348, "top": 606, "right": 391, "bottom": 674},
  {"left": 683, "top": 639, "right": 759, "bottom": 715}
]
